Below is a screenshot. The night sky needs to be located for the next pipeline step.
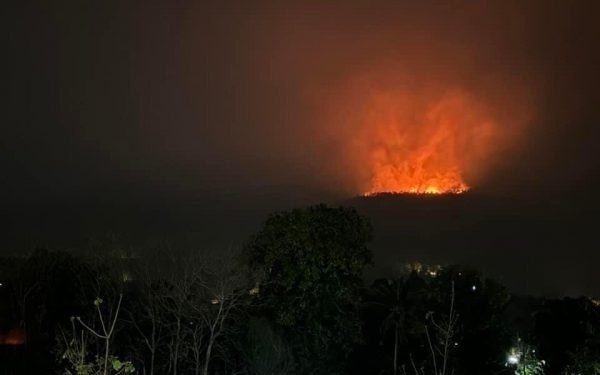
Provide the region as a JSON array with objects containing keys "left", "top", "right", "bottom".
[{"left": 2, "top": 1, "right": 600, "bottom": 296}]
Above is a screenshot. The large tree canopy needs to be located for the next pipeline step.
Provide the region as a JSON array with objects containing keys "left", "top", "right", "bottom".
[{"left": 245, "top": 204, "right": 373, "bottom": 374}]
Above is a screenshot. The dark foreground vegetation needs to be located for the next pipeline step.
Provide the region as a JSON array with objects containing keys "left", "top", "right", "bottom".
[{"left": 0, "top": 205, "right": 599, "bottom": 375}]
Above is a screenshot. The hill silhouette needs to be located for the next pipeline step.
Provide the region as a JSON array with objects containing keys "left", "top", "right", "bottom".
[{"left": 342, "top": 191, "right": 598, "bottom": 297}]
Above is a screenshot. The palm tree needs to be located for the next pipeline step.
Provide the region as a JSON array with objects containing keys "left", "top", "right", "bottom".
[{"left": 369, "top": 275, "right": 428, "bottom": 375}]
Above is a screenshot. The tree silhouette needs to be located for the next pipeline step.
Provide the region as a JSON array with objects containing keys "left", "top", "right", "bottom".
[{"left": 245, "top": 204, "right": 373, "bottom": 374}]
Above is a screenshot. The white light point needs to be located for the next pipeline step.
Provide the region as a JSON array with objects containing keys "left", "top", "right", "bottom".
[{"left": 507, "top": 354, "right": 519, "bottom": 365}]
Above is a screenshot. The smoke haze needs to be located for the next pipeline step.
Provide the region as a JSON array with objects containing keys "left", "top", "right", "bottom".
[{"left": 3, "top": 0, "right": 600, "bottom": 295}]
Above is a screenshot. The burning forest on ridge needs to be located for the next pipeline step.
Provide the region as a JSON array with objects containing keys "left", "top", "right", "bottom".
[
  {"left": 360, "top": 89, "right": 514, "bottom": 196},
  {"left": 317, "top": 67, "right": 533, "bottom": 198}
]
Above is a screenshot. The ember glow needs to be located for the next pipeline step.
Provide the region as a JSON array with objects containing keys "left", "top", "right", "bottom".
[{"left": 0, "top": 327, "right": 26, "bottom": 346}]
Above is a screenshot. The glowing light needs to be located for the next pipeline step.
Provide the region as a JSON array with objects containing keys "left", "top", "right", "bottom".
[
  {"left": 471, "top": 285, "right": 477, "bottom": 291},
  {"left": 248, "top": 285, "right": 260, "bottom": 296},
  {"left": 0, "top": 327, "right": 26, "bottom": 346},
  {"left": 507, "top": 347, "right": 521, "bottom": 366}
]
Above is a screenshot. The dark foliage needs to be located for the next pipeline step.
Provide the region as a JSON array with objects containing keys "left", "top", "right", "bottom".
[
  {"left": 0, "top": 205, "right": 599, "bottom": 374},
  {"left": 245, "top": 204, "right": 373, "bottom": 374}
]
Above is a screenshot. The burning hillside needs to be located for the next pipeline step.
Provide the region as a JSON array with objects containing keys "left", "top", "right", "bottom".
[
  {"left": 362, "top": 90, "right": 492, "bottom": 195},
  {"left": 319, "top": 78, "right": 531, "bottom": 196}
]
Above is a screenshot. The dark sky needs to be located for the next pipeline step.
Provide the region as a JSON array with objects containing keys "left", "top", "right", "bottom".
[{"left": 2, "top": 1, "right": 600, "bottom": 296}]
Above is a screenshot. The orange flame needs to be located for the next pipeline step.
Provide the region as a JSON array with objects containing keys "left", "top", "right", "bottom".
[
  {"left": 361, "top": 90, "right": 493, "bottom": 195},
  {"left": 315, "top": 72, "right": 531, "bottom": 196},
  {"left": 365, "top": 92, "right": 496, "bottom": 195}
]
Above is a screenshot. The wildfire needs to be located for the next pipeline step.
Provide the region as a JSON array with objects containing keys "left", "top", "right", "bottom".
[
  {"left": 317, "top": 67, "right": 531, "bottom": 196},
  {"left": 359, "top": 89, "right": 497, "bottom": 196}
]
